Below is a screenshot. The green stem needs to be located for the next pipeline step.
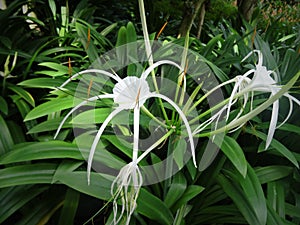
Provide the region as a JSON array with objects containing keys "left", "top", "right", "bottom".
[
  {"left": 141, "top": 106, "right": 168, "bottom": 129},
  {"left": 138, "top": 0, "right": 170, "bottom": 124},
  {"left": 173, "top": 205, "right": 187, "bottom": 225},
  {"left": 137, "top": 128, "right": 174, "bottom": 163}
]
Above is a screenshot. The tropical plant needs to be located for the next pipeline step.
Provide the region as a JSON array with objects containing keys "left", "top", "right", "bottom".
[{"left": 0, "top": 0, "right": 299, "bottom": 225}]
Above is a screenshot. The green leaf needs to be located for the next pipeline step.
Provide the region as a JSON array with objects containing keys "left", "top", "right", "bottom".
[
  {"left": 100, "top": 22, "right": 118, "bottom": 36},
  {"left": 18, "top": 78, "right": 66, "bottom": 89},
  {"left": 38, "top": 62, "right": 69, "bottom": 74},
  {"left": 0, "top": 185, "right": 47, "bottom": 223},
  {"left": 116, "top": 26, "right": 127, "bottom": 65},
  {"left": 0, "top": 141, "right": 82, "bottom": 164},
  {"left": 172, "top": 138, "right": 186, "bottom": 170},
  {"left": 0, "top": 114, "right": 14, "bottom": 155},
  {"left": 173, "top": 185, "right": 205, "bottom": 210},
  {"left": 164, "top": 172, "right": 187, "bottom": 208},
  {"left": 55, "top": 171, "right": 111, "bottom": 200},
  {"left": 58, "top": 188, "right": 80, "bottom": 225},
  {"left": 267, "top": 201, "right": 288, "bottom": 225},
  {"left": 10, "top": 96, "right": 31, "bottom": 119},
  {"left": 0, "top": 95, "right": 8, "bottom": 115},
  {"left": 214, "top": 135, "right": 247, "bottom": 177},
  {"left": 24, "top": 96, "right": 74, "bottom": 121},
  {"left": 0, "top": 164, "right": 56, "bottom": 188},
  {"left": 71, "top": 108, "right": 112, "bottom": 124},
  {"left": 267, "top": 181, "right": 285, "bottom": 218},
  {"left": 7, "top": 84, "right": 35, "bottom": 107},
  {"left": 0, "top": 141, "right": 124, "bottom": 170},
  {"left": 218, "top": 164, "right": 267, "bottom": 225},
  {"left": 255, "top": 166, "right": 293, "bottom": 184},
  {"left": 137, "top": 188, "right": 174, "bottom": 225},
  {"left": 246, "top": 128, "right": 299, "bottom": 168},
  {"left": 27, "top": 117, "right": 71, "bottom": 134},
  {"left": 126, "top": 22, "right": 137, "bottom": 43}
]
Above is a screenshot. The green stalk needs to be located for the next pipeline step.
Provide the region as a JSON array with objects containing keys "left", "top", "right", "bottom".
[
  {"left": 137, "top": 128, "right": 174, "bottom": 163},
  {"left": 141, "top": 106, "right": 168, "bottom": 129},
  {"left": 138, "top": 0, "right": 170, "bottom": 124},
  {"left": 173, "top": 205, "right": 187, "bottom": 225}
]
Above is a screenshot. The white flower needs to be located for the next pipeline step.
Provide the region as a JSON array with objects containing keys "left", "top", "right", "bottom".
[
  {"left": 241, "top": 50, "right": 300, "bottom": 148},
  {"left": 54, "top": 60, "right": 197, "bottom": 224},
  {"left": 193, "top": 50, "right": 300, "bottom": 149}
]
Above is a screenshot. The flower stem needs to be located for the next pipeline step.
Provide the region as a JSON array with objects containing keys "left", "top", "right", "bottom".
[
  {"left": 137, "top": 128, "right": 174, "bottom": 163},
  {"left": 138, "top": 0, "right": 170, "bottom": 124}
]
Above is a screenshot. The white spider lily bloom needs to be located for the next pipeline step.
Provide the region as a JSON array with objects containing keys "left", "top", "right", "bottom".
[
  {"left": 54, "top": 60, "right": 197, "bottom": 225},
  {"left": 240, "top": 50, "right": 300, "bottom": 149},
  {"left": 194, "top": 50, "right": 299, "bottom": 150}
]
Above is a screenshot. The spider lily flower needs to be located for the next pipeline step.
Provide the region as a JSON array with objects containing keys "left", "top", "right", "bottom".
[
  {"left": 193, "top": 50, "right": 300, "bottom": 149},
  {"left": 54, "top": 59, "right": 197, "bottom": 224},
  {"left": 240, "top": 50, "right": 300, "bottom": 149}
]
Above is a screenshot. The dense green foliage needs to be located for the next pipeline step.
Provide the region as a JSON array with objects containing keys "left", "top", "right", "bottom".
[{"left": 0, "top": 0, "right": 299, "bottom": 224}]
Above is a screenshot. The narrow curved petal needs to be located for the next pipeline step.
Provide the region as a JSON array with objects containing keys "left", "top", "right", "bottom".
[
  {"left": 111, "top": 162, "right": 143, "bottom": 225},
  {"left": 59, "top": 69, "right": 122, "bottom": 88},
  {"left": 192, "top": 105, "right": 227, "bottom": 135},
  {"left": 241, "top": 50, "right": 262, "bottom": 66},
  {"left": 54, "top": 94, "right": 115, "bottom": 139},
  {"left": 277, "top": 93, "right": 300, "bottom": 128},
  {"left": 132, "top": 107, "right": 140, "bottom": 162},
  {"left": 141, "top": 60, "right": 182, "bottom": 80},
  {"left": 285, "top": 93, "right": 300, "bottom": 106},
  {"left": 277, "top": 95, "right": 293, "bottom": 128},
  {"left": 148, "top": 93, "right": 197, "bottom": 167},
  {"left": 266, "top": 96, "right": 279, "bottom": 149},
  {"left": 87, "top": 107, "right": 123, "bottom": 184}
]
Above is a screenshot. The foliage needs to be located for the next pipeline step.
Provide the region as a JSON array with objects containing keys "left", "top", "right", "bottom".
[{"left": 0, "top": 0, "right": 300, "bottom": 224}]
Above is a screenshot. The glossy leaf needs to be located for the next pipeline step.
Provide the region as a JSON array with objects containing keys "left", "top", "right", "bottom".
[
  {"left": 173, "top": 185, "right": 205, "bottom": 210},
  {"left": 164, "top": 172, "right": 187, "bottom": 208},
  {"left": 0, "top": 164, "right": 56, "bottom": 188},
  {"left": 7, "top": 84, "right": 35, "bottom": 107},
  {"left": 0, "top": 95, "right": 8, "bottom": 115},
  {"left": 0, "top": 185, "right": 47, "bottom": 223},
  {"left": 0, "top": 114, "right": 14, "bottom": 154},
  {"left": 18, "top": 78, "right": 66, "bottom": 89},
  {"left": 55, "top": 171, "right": 111, "bottom": 200},
  {"left": 27, "top": 117, "right": 71, "bottom": 134},
  {"left": 218, "top": 164, "right": 267, "bottom": 225},
  {"left": 246, "top": 128, "right": 299, "bottom": 168},
  {"left": 214, "top": 135, "right": 247, "bottom": 177},
  {"left": 137, "top": 188, "right": 174, "bottom": 225},
  {"left": 255, "top": 165, "right": 293, "bottom": 184},
  {"left": 24, "top": 96, "right": 74, "bottom": 121},
  {"left": 58, "top": 188, "right": 80, "bottom": 225},
  {"left": 0, "top": 141, "right": 124, "bottom": 169}
]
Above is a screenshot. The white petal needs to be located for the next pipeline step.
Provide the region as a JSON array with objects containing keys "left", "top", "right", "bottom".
[
  {"left": 132, "top": 107, "right": 140, "bottom": 162},
  {"left": 54, "top": 94, "right": 114, "bottom": 139},
  {"left": 113, "top": 77, "right": 150, "bottom": 109},
  {"left": 266, "top": 96, "right": 279, "bottom": 149},
  {"left": 59, "top": 69, "right": 121, "bottom": 89},
  {"left": 140, "top": 60, "right": 182, "bottom": 80},
  {"left": 277, "top": 95, "right": 293, "bottom": 128},
  {"left": 111, "top": 163, "right": 143, "bottom": 225},
  {"left": 277, "top": 93, "right": 300, "bottom": 128},
  {"left": 87, "top": 107, "right": 123, "bottom": 185}
]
